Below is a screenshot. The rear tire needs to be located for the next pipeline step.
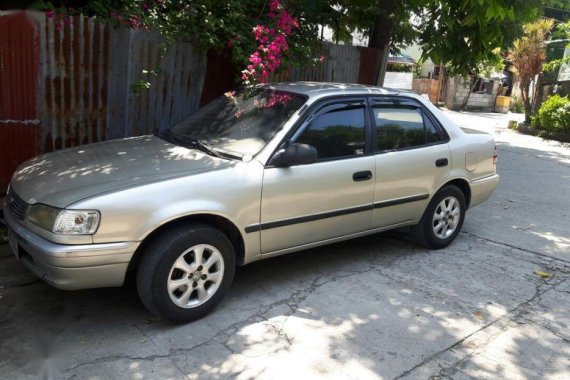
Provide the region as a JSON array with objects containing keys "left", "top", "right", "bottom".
[
  {"left": 136, "top": 224, "right": 235, "bottom": 323},
  {"left": 413, "top": 185, "right": 466, "bottom": 249}
]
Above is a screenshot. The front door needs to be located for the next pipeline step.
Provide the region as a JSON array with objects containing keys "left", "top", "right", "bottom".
[{"left": 260, "top": 99, "right": 375, "bottom": 254}]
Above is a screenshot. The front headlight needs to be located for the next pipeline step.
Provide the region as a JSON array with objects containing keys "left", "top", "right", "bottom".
[
  {"left": 28, "top": 204, "right": 61, "bottom": 231},
  {"left": 28, "top": 205, "right": 100, "bottom": 235}
]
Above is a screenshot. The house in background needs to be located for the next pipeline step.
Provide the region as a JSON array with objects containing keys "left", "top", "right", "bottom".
[{"left": 402, "top": 44, "right": 437, "bottom": 78}]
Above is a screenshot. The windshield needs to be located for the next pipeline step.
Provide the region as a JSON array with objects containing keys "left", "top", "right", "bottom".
[{"left": 167, "top": 88, "right": 307, "bottom": 158}]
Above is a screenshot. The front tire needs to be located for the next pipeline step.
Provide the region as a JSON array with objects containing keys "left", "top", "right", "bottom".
[
  {"left": 413, "top": 185, "right": 466, "bottom": 249},
  {"left": 136, "top": 224, "right": 235, "bottom": 323}
]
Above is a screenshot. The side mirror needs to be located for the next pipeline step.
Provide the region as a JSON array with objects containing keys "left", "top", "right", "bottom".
[{"left": 270, "top": 143, "right": 318, "bottom": 167}]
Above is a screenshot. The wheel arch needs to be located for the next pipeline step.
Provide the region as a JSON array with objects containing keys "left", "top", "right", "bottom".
[
  {"left": 436, "top": 177, "right": 472, "bottom": 209},
  {"left": 125, "top": 213, "right": 246, "bottom": 285}
]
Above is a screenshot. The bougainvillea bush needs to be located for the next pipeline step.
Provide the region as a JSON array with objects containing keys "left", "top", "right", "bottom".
[
  {"left": 35, "top": 0, "right": 324, "bottom": 88},
  {"left": 241, "top": 0, "right": 299, "bottom": 85},
  {"left": 118, "top": 0, "right": 323, "bottom": 86}
]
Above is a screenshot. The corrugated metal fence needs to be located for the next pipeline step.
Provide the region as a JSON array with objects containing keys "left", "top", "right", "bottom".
[
  {"left": 0, "top": 11, "right": 206, "bottom": 192},
  {"left": 286, "top": 43, "right": 378, "bottom": 84},
  {"left": 40, "top": 13, "right": 206, "bottom": 149},
  {"left": 0, "top": 12, "right": 41, "bottom": 194},
  {"left": 0, "top": 12, "right": 398, "bottom": 192}
]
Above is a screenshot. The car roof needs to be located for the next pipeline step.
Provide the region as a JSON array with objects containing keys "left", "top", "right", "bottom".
[{"left": 267, "top": 81, "right": 410, "bottom": 98}]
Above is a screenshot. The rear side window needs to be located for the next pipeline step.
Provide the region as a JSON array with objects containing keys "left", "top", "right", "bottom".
[
  {"left": 374, "top": 107, "right": 442, "bottom": 151},
  {"left": 296, "top": 105, "right": 366, "bottom": 160}
]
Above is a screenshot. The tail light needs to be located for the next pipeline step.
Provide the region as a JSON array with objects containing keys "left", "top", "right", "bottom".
[{"left": 493, "top": 145, "right": 498, "bottom": 165}]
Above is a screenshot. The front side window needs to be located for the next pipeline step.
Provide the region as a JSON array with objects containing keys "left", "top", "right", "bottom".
[
  {"left": 374, "top": 107, "right": 442, "bottom": 151},
  {"left": 295, "top": 104, "right": 366, "bottom": 160},
  {"left": 167, "top": 89, "right": 306, "bottom": 158}
]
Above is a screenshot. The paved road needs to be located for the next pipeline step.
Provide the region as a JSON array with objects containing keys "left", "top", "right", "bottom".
[{"left": 1, "top": 111, "right": 569, "bottom": 380}]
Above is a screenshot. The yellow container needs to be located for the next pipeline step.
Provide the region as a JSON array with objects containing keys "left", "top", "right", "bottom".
[{"left": 495, "top": 96, "right": 511, "bottom": 107}]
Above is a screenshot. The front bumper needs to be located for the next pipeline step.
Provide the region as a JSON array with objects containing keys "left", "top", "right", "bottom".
[
  {"left": 469, "top": 174, "right": 500, "bottom": 209},
  {"left": 3, "top": 206, "right": 139, "bottom": 290}
]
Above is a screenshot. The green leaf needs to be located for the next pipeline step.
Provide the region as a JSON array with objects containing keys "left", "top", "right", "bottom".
[{"left": 462, "top": 13, "right": 477, "bottom": 26}]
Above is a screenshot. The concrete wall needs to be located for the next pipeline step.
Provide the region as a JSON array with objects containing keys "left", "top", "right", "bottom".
[{"left": 445, "top": 76, "right": 499, "bottom": 111}]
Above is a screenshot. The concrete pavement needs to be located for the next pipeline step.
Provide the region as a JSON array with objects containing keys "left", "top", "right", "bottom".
[{"left": 0, "top": 110, "right": 569, "bottom": 380}]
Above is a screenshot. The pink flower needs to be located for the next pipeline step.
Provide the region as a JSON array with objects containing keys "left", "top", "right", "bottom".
[
  {"left": 269, "top": 0, "right": 280, "bottom": 12},
  {"left": 249, "top": 52, "right": 262, "bottom": 65},
  {"left": 241, "top": 0, "right": 298, "bottom": 86},
  {"left": 64, "top": 18, "right": 71, "bottom": 26},
  {"left": 46, "top": 10, "right": 54, "bottom": 18}
]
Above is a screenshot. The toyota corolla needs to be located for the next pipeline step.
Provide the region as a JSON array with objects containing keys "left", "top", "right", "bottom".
[{"left": 3, "top": 82, "right": 499, "bottom": 322}]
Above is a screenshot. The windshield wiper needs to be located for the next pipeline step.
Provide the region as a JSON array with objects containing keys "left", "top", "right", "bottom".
[
  {"left": 159, "top": 130, "right": 225, "bottom": 158},
  {"left": 185, "top": 138, "right": 223, "bottom": 158},
  {"left": 159, "top": 130, "right": 244, "bottom": 160}
]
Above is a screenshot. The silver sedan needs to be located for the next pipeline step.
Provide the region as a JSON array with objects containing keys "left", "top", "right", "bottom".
[{"left": 3, "top": 82, "right": 499, "bottom": 322}]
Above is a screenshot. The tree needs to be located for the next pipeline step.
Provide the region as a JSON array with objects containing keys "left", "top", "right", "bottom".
[
  {"left": 508, "top": 19, "right": 555, "bottom": 123},
  {"left": 322, "top": 0, "right": 541, "bottom": 87},
  {"left": 418, "top": 0, "right": 541, "bottom": 77},
  {"left": 31, "top": 0, "right": 544, "bottom": 91},
  {"left": 327, "top": 0, "right": 420, "bottom": 85}
]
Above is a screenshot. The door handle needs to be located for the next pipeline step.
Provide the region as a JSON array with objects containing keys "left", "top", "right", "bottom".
[
  {"left": 435, "top": 158, "right": 448, "bottom": 167},
  {"left": 353, "top": 170, "right": 373, "bottom": 181}
]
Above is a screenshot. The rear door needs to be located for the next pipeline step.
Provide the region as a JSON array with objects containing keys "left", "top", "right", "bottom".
[
  {"left": 369, "top": 97, "right": 451, "bottom": 228},
  {"left": 259, "top": 98, "right": 375, "bottom": 254}
]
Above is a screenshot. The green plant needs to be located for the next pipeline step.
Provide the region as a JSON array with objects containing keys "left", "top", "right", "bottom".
[
  {"left": 537, "top": 95, "right": 570, "bottom": 134},
  {"left": 387, "top": 63, "right": 414, "bottom": 73},
  {"left": 511, "top": 100, "right": 524, "bottom": 114}
]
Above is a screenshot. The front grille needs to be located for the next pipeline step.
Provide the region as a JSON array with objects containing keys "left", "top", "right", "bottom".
[{"left": 7, "top": 187, "right": 28, "bottom": 220}]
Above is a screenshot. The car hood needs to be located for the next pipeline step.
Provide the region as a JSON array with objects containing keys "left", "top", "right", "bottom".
[{"left": 10, "top": 135, "right": 231, "bottom": 208}]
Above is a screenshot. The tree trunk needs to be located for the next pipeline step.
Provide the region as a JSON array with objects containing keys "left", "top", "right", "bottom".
[
  {"left": 460, "top": 76, "right": 478, "bottom": 111},
  {"left": 375, "top": 45, "right": 390, "bottom": 86},
  {"left": 368, "top": 0, "right": 398, "bottom": 86},
  {"left": 532, "top": 74, "right": 542, "bottom": 115},
  {"left": 334, "top": 17, "right": 340, "bottom": 44},
  {"left": 521, "top": 80, "right": 532, "bottom": 124},
  {"left": 437, "top": 64, "right": 445, "bottom": 103}
]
